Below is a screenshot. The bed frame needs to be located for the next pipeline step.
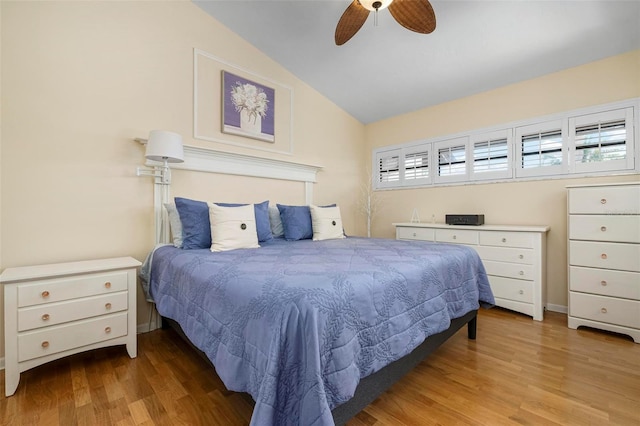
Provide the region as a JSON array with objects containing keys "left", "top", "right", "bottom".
[{"left": 162, "top": 309, "right": 477, "bottom": 425}]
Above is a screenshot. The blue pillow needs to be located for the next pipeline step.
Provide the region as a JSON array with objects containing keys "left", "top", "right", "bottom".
[
  {"left": 216, "top": 200, "right": 272, "bottom": 242},
  {"left": 276, "top": 204, "right": 336, "bottom": 241},
  {"left": 175, "top": 197, "right": 211, "bottom": 249},
  {"left": 277, "top": 204, "right": 312, "bottom": 241}
]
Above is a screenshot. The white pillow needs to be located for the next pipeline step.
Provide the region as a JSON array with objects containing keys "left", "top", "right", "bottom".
[
  {"left": 268, "top": 205, "right": 284, "bottom": 238},
  {"left": 164, "top": 203, "right": 183, "bottom": 248},
  {"left": 208, "top": 203, "right": 260, "bottom": 252},
  {"left": 310, "top": 205, "right": 345, "bottom": 241}
]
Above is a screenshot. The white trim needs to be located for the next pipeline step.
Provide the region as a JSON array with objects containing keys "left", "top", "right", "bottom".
[
  {"left": 165, "top": 145, "right": 322, "bottom": 184},
  {"left": 193, "top": 48, "right": 295, "bottom": 156},
  {"left": 546, "top": 303, "right": 568, "bottom": 314}
]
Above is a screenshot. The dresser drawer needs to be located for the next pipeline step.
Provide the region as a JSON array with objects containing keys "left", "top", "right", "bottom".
[
  {"left": 18, "top": 291, "right": 128, "bottom": 332},
  {"left": 435, "top": 229, "right": 478, "bottom": 245},
  {"left": 569, "top": 215, "right": 640, "bottom": 243},
  {"left": 489, "top": 276, "right": 533, "bottom": 303},
  {"left": 484, "top": 260, "right": 534, "bottom": 281},
  {"left": 396, "top": 227, "right": 435, "bottom": 241},
  {"left": 474, "top": 245, "right": 533, "bottom": 265},
  {"left": 569, "top": 241, "right": 640, "bottom": 272},
  {"left": 479, "top": 231, "right": 534, "bottom": 249},
  {"left": 569, "top": 185, "right": 640, "bottom": 215},
  {"left": 569, "top": 266, "right": 640, "bottom": 300},
  {"left": 18, "top": 271, "right": 128, "bottom": 308},
  {"left": 18, "top": 312, "right": 128, "bottom": 362},
  {"left": 570, "top": 292, "right": 640, "bottom": 329}
]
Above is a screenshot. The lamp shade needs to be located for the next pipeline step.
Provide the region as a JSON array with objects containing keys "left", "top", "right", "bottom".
[{"left": 145, "top": 130, "right": 184, "bottom": 163}]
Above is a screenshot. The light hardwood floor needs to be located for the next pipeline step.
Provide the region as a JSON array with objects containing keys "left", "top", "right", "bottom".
[{"left": 2, "top": 307, "right": 639, "bottom": 425}]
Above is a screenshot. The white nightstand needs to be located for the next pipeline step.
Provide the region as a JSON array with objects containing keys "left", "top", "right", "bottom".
[{"left": 1, "top": 256, "right": 141, "bottom": 396}]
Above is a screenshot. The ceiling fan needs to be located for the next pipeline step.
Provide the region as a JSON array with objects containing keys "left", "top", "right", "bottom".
[{"left": 335, "top": 0, "right": 436, "bottom": 45}]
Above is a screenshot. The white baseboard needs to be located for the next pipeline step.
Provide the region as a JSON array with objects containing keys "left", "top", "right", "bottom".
[{"left": 546, "top": 303, "right": 568, "bottom": 314}]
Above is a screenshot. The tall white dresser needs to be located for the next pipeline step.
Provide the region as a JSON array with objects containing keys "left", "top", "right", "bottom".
[
  {"left": 567, "top": 182, "right": 640, "bottom": 343},
  {"left": 1, "top": 256, "right": 141, "bottom": 396},
  {"left": 394, "top": 223, "right": 549, "bottom": 321}
]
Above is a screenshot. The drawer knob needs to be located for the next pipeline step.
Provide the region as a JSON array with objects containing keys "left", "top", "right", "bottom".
[
  {"left": 42, "top": 314, "right": 50, "bottom": 321},
  {"left": 41, "top": 290, "right": 50, "bottom": 298},
  {"left": 453, "top": 235, "right": 457, "bottom": 240},
  {"left": 600, "top": 198, "right": 607, "bottom": 204},
  {"left": 105, "top": 303, "right": 112, "bottom": 310},
  {"left": 601, "top": 308, "right": 607, "bottom": 314},
  {"left": 601, "top": 253, "right": 608, "bottom": 260},
  {"left": 413, "top": 232, "right": 417, "bottom": 237},
  {"left": 104, "top": 282, "right": 112, "bottom": 289},
  {"left": 502, "top": 238, "right": 507, "bottom": 243},
  {"left": 518, "top": 290, "right": 524, "bottom": 295},
  {"left": 105, "top": 327, "right": 112, "bottom": 334},
  {"left": 518, "top": 254, "right": 524, "bottom": 259},
  {"left": 600, "top": 226, "right": 607, "bottom": 232},
  {"left": 601, "top": 280, "right": 607, "bottom": 286},
  {"left": 519, "top": 271, "right": 524, "bottom": 276},
  {"left": 41, "top": 341, "right": 49, "bottom": 348}
]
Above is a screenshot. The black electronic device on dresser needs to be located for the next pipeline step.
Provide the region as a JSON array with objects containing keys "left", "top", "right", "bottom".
[{"left": 445, "top": 214, "right": 485, "bottom": 226}]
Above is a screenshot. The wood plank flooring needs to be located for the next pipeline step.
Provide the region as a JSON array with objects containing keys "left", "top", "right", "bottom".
[{"left": 2, "top": 307, "right": 639, "bottom": 425}]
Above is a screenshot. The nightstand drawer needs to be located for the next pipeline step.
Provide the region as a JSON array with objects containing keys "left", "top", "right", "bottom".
[
  {"left": 570, "top": 293, "right": 640, "bottom": 329},
  {"left": 18, "top": 271, "right": 128, "bottom": 308},
  {"left": 489, "top": 276, "right": 532, "bottom": 303},
  {"left": 569, "top": 266, "right": 639, "bottom": 300},
  {"left": 483, "top": 260, "right": 534, "bottom": 280},
  {"left": 18, "top": 312, "right": 128, "bottom": 362},
  {"left": 569, "top": 185, "right": 640, "bottom": 215},
  {"left": 479, "top": 231, "right": 533, "bottom": 249},
  {"left": 18, "top": 291, "right": 128, "bottom": 332},
  {"left": 435, "top": 229, "right": 478, "bottom": 245},
  {"left": 395, "top": 227, "right": 435, "bottom": 241},
  {"left": 475, "top": 245, "right": 533, "bottom": 265},
  {"left": 569, "top": 215, "right": 640, "bottom": 243},
  {"left": 569, "top": 241, "right": 640, "bottom": 272}
]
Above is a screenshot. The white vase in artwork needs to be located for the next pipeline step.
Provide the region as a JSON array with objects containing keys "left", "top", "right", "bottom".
[{"left": 240, "top": 109, "right": 262, "bottom": 135}]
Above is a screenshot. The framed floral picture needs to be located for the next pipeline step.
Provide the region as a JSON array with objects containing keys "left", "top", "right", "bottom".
[{"left": 222, "top": 71, "right": 275, "bottom": 143}]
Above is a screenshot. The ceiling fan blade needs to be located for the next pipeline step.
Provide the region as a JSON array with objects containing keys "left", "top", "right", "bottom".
[
  {"left": 388, "top": 0, "right": 436, "bottom": 34},
  {"left": 335, "top": 1, "right": 370, "bottom": 45}
]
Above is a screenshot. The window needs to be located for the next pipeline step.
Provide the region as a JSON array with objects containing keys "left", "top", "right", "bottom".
[
  {"left": 570, "top": 108, "right": 634, "bottom": 173},
  {"left": 376, "top": 149, "right": 400, "bottom": 188},
  {"left": 404, "top": 148, "right": 430, "bottom": 185},
  {"left": 515, "top": 120, "right": 566, "bottom": 178},
  {"left": 435, "top": 137, "right": 468, "bottom": 183},
  {"left": 372, "top": 99, "right": 638, "bottom": 190},
  {"left": 471, "top": 130, "right": 512, "bottom": 180}
]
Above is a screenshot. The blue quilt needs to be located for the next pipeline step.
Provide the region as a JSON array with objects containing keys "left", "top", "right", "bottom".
[{"left": 149, "top": 237, "right": 493, "bottom": 426}]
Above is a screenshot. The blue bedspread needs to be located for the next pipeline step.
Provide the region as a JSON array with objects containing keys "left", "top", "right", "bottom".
[{"left": 149, "top": 237, "right": 493, "bottom": 426}]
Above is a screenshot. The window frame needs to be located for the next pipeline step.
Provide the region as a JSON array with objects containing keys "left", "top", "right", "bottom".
[{"left": 372, "top": 98, "right": 638, "bottom": 191}]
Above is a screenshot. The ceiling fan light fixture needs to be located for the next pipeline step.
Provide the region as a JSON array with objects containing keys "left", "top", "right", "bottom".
[{"left": 358, "top": 0, "right": 393, "bottom": 12}]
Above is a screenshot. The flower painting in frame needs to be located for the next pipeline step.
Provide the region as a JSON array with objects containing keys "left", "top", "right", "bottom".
[{"left": 222, "top": 71, "right": 275, "bottom": 143}]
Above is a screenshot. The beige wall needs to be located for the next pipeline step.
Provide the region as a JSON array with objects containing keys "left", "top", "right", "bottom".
[
  {"left": 0, "top": 2, "right": 365, "bottom": 360},
  {"left": 365, "top": 50, "right": 640, "bottom": 311}
]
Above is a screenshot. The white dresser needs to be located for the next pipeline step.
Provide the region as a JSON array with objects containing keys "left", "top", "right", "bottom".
[
  {"left": 1, "top": 256, "right": 141, "bottom": 396},
  {"left": 394, "top": 223, "right": 549, "bottom": 321},
  {"left": 567, "top": 182, "right": 640, "bottom": 343}
]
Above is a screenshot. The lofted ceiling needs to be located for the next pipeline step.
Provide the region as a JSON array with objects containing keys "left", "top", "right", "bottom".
[{"left": 195, "top": 1, "right": 640, "bottom": 124}]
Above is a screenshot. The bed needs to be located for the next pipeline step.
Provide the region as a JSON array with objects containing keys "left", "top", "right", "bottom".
[{"left": 147, "top": 235, "right": 494, "bottom": 426}]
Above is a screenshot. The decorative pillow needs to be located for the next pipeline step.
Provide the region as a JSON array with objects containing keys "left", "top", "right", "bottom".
[
  {"left": 268, "top": 206, "right": 284, "bottom": 238},
  {"left": 164, "top": 203, "right": 183, "bottom": 248},
  {"left": 310, "top": 205, "right": 346, "bottom": 241},
  {"left": 276, "top": 204, "right": 313, "bottom": 241},
  {"left": 217, "top": 200, "right": 272, "bottom": 242},
  {"left": 208, "top": 203, "right": 260, "bottom": 252},
  {"left": 175, "top": 197, "right": 211, "bottom": 249}
]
